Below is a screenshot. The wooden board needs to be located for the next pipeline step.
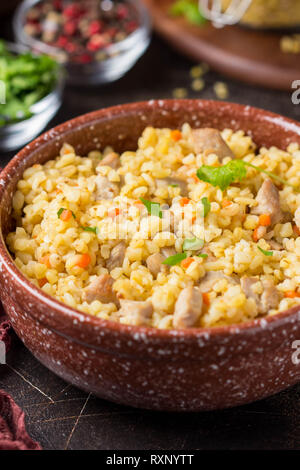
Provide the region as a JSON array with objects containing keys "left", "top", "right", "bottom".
[{"left": 143, "top": 0, "right": 300, "bottom": 90}]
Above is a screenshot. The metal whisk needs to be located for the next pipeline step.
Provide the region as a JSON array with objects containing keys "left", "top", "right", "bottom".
[{"left": 199, "top": 0, "right": 252, "bottom": 28}]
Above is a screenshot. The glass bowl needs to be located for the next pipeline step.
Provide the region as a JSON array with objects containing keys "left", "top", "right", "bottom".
[
  {"left": 13, "top": 0, "right": 152, "bottom": 86},
  {"left": 0, "top": 42, "right": 64, "bottom": 152}
]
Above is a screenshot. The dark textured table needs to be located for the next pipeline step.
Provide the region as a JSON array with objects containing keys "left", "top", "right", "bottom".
[{"left": 1, "top": 13, "right": 300, "bottom": 450}]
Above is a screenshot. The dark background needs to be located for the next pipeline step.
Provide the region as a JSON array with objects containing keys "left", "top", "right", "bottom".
[{"left": 1, "top": 11, "right": 300, "bottom": 450}]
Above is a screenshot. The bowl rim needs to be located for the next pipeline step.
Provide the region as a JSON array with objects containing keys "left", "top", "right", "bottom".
[{"left": 1, "top": 98, "right": 300, "bottom": 340}]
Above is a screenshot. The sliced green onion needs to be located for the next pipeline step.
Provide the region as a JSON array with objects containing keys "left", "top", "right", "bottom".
[
  {"left": 81, "top": 226, "right": 98, "bottom": 234},
  {"left": 140, "top": 198, "right": 162, "bottom": 218},
  {"left": 201, "top": 197, "right": 211, "bottom": 217},
  {"left": 257, "top": 246, "right": 273, "bottom": 256},
  {"left": 182, "top": 237, "right": 204, "bottom": 251}
]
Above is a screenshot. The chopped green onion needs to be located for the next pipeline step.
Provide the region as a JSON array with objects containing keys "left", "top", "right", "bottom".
[
  {"left": 182, "top": 237, "right": 204, "bottom": 251},
  {"left": 140, "top": 198, "right": 162, "bottom": 218},
  {"left": 197, "top": 253, "right": 208, "bottom": 259},
  {"left": 163, "top": 252, "right": 187, "bottom": 266},
  {"left": 169, "top": 183, "right": 179, "bottom": 188},
  {"left": 257, "top": 246, "right": 273, "bottom": 256},
  {"left": 81, "top": 226, "right": 98, "bottom": 234},
  {"left": 201, "top": 197, "right": 211, "bottom": 217}
]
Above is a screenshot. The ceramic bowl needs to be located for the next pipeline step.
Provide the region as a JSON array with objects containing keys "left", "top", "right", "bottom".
[{"left": 0, "top": 100, "right": 300, "bottom": 412}]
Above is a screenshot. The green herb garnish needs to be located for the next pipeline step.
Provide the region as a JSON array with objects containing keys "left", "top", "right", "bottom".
[
  {"left": 182, "top": 237, "right": 204, "bottom": 251},
  {"left": 170, "top": 0, "right": 207, "bottom": 25},
  {"left": 197, "top": 253, "right": 208, "bottom": 259},
  {"left": 196, "top": 160, "right": 298, "bottom": 192},
  {"left": 201, "top": 197, "right": 211, "bottom": 217},
  {"left": 140, "top": 198, "right": 162, "bottom": 218},
  {"left": 57, "top": 208, "right": 64, "bottom": 218},
  {"left": 169, "top": 183, "right": 179, "bottom": 188},
  {"left": 197, "top": 160, "right": 247, "bottom": 191},
  {"left": 0, "top": 41, "right": 58, "bottom": 127},
  {"left": 163, "top": 252, "right": 187, "bottom": 266},
  {"left": 257, "top": 246, "right": 273, "bottom": 256},
  {"left": 81, "top": 226, "right": 98, "bottom": 234}
]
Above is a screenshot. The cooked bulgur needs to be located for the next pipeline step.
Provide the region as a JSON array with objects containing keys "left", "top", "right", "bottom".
[{"left": 7, "top": 124, "right": 300, "bottom": 328}]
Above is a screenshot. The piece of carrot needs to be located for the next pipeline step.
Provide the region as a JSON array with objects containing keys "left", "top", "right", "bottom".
[
  {"left": 40, "top": 255, "right": 51, "bottom": 269},
  {"left": 284, "top": 291, "right": 300, "bottom": 298},
  {"left": 108, "top": 208, "right": 121, "bottom": 218},
  {"left": 171, "top": 130, "right": 182, "bottom": 141},
  {"left": 259, "top": 214, "right": 271, "bottom": 227},
  {"left": 179, "top": 197, "right": 190, "bottom": 207},
  {"left": 38, "top": 278, "right": 48, "bottom": 288},
  {"left": 60, "top": 209, "right": 72, "bottom": 222},
  {"left": 191, "top": 174, "right": 199, "bottom": 183},
  {"left": 293, "top": 224, "right": 300, "bottom": 236},
  {"left": 76, "top": 254, "right": 91, "bottom": 269},
  {"left": 202, "top": 292, "right": 210, "bottom": 306},
  {"left": 181, "top": 257, "right": 194, "bottom": 269},
  {"left": 221, "top": 199, "right": 232, "bottom": 208},
  {"left": 252, "top": 227, "right": 259, "bottom": 242}
]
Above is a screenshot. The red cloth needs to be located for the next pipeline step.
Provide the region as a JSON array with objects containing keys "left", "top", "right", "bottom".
[{"left": 0, "top": 303, "right": 41, "bottom": 450}]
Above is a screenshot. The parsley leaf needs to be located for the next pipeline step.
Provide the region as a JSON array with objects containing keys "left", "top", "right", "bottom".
[
  {"left": 197, "top": 160, "right": 247, "bottom": 191},
  {"left": 140, "top": 198, "right": 162, "bottom": 218},
  {"left": 257, "top": 246, "right": 273, "bottom": 256},
  {"left": 197, "top": 159, "right": 299, "bottom": 192},
  {"left": 201, "top": 197, "right": 211, "bottom": 217},
  {"left": 182, "top": 237, "right": 204, "bottom": 251},
  {"left": 163, "top": 252, "right": 187, "bottom": 266}
]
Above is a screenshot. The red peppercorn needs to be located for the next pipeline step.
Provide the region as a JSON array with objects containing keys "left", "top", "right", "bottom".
[
  {"left": 56, "top": 35, "right": 68, "bottom": 48},
  {"left": 63, "top": 4, "right": 80, "bottom": 19},
  {"left": 88, "top": 20, "right": 103, "bottom": 36},
  {"left": 64, "top": 20, "right": 77, "bottom": 36},
  {"left": 117, "top": 5, "right": 129, "bottom": 20},
  {"left": 87, "top": 34, "right": 107, "bottom": 51}
]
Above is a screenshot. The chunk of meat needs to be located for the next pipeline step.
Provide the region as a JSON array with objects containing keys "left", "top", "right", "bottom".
[
  {"left": 146, "top": 253, "right": 165, "bottom": 277},
  {"left": 199, "top": 247, "right": 216, "bottom": 262},
  {"left": 295, "top": 207, "right": 300, "bottom": 229},
  {"left": 191, "top": 128, "right": 234, "bottom": 161},
  {"left": 83, "top": 274, "right": 118, "bottom": 304},
  {"left": 267, "top": 240, "right": 283, "bottom": 250},
  {"left": 106, "top": 242, "right": 126, "bottom": 271},
  {"left": 94, "top": 175, "right": 119, "bottom": 200},
  {"left": 198, "top": 271, "right": 238, "bottom": 293},
  {"left": 241, "top": 276, "right": 279, "bottom": 314},
  {"left": 97, "top": 152, "right": 120, "bottom": 169},
  {"left": 161, "top": 247, "right": 177, "bottom": 258},
  {"left": 146, "top": 247, "right": 176, "bottom": 277},
  {"left": 156, "top": 176, "right": 188, "bottom": 197},
  {"left": 260, "top": 279, "right": 280, "bottom": 313},
  {"left": 251, "top": 179, "right": 283, "bottom": 225},
  {"left": 118, "top": 299, "right": 153, "bottom": 326},
  {"left": 173, "top": 286, "right": 203, "bottom": 328}
]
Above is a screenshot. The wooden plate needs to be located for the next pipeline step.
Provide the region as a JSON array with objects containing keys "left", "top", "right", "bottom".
[{"left": 143, "top": 0, "right": 300, "bottom": 90}]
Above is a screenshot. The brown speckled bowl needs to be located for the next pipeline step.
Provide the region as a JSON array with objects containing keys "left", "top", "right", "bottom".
[{"left": 0, "top": 100, "right": 300, "bottom": 412}]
